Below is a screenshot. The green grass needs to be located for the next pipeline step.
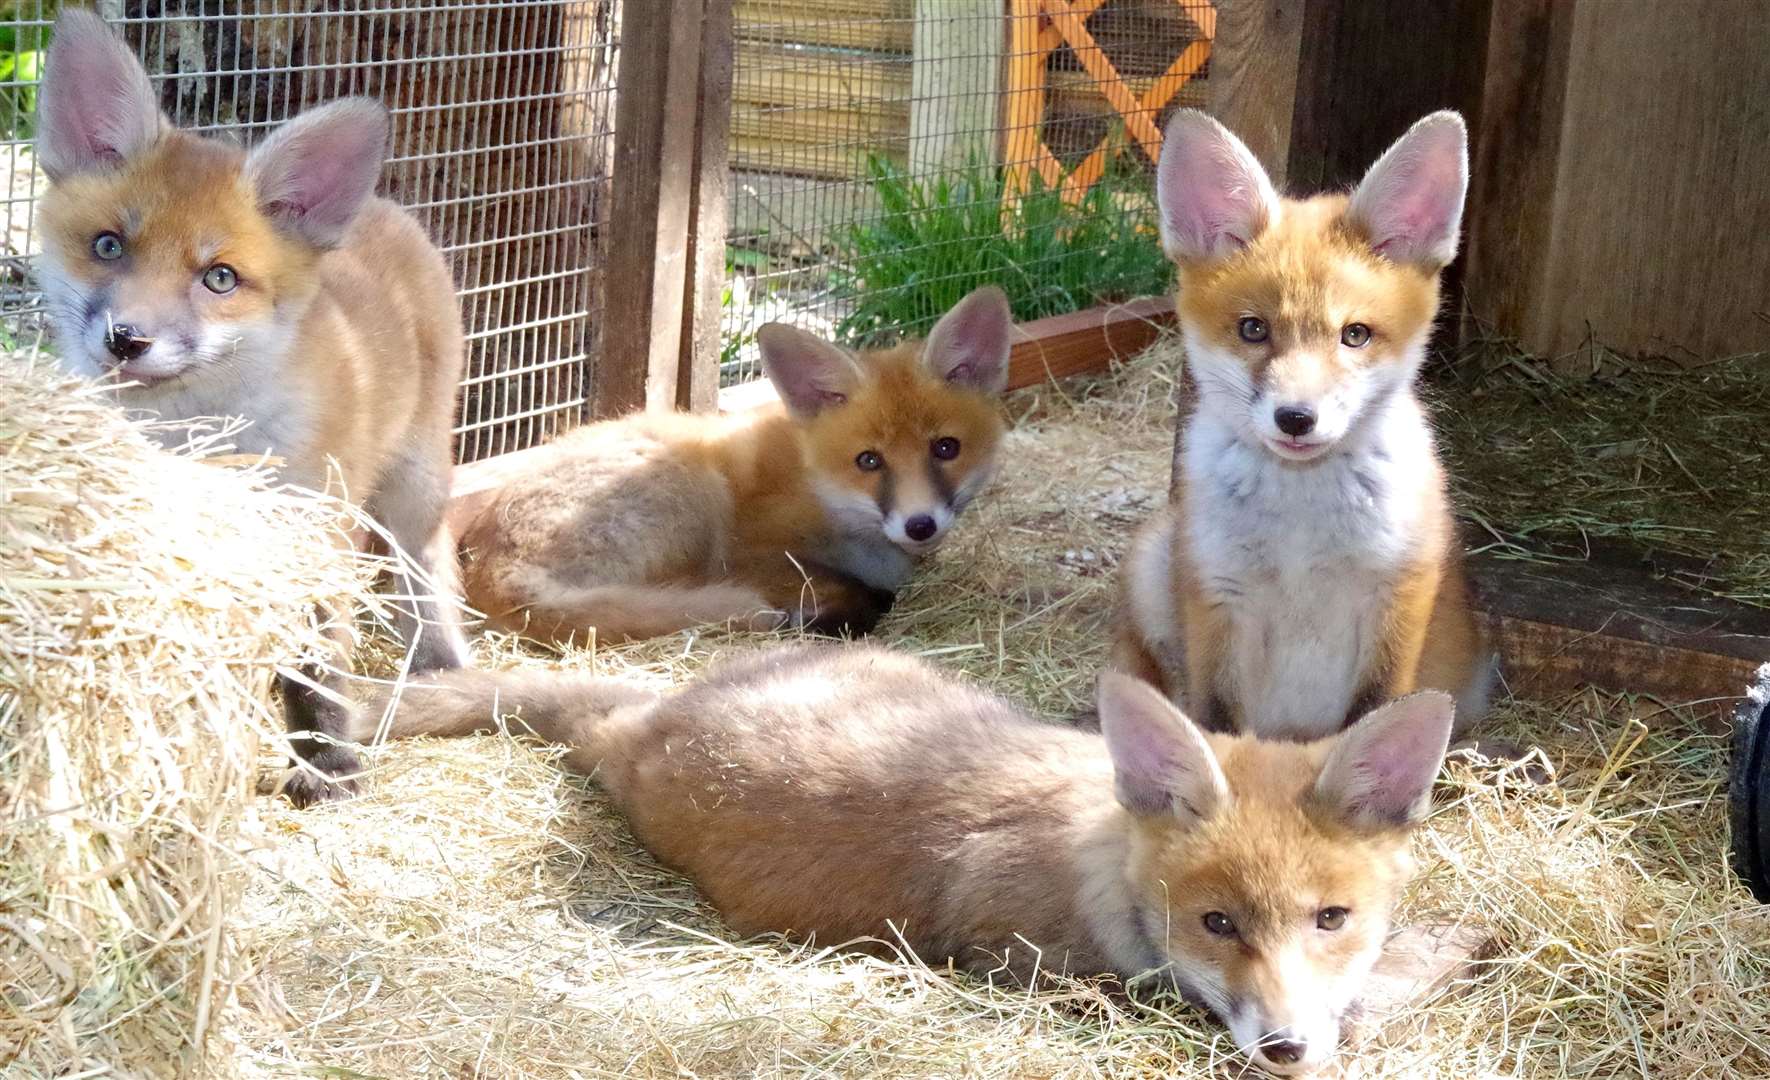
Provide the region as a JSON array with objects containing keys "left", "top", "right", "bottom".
[
  {"left": 830, "top": 155, "right": 1173, "bottom": 348},
  {"left": 0, "top": 4, "right": 54, "bottom": 141}
]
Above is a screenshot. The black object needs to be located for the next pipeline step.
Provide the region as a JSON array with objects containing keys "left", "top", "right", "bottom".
[{"left": 1731, "top": 664, "right": 1770, "bottom": 903}]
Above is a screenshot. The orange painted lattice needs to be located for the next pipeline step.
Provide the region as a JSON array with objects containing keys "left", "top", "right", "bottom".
[{"left": 1003, "top": 0, "right": 1216, "bottom": 203}]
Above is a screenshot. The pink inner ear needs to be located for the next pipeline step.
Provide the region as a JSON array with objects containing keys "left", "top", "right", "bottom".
[{"left": 945, "top": 362, "right": 973, "bottom": 384}]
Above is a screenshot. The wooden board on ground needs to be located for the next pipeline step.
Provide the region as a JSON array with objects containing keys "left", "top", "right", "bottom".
[{"left": 1465, "top": 537, "right": 1770, "bottom": 721}]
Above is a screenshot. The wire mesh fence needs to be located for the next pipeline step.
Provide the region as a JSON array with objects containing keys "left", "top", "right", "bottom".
[
  {"left": 0, "top": 0, "right": 618, "bottom": 463},
  {"left": 722, "top": 0, "right": 1213, "bottom": 385},
  {"left": 0, "top": 2, "right": 1213, "bottom": 459}
]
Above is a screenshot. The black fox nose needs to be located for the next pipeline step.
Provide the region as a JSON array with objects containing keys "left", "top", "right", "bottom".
[
  {"left": 1259, "top": 1037, "right": 1308, "bottom": 1065},
  {"left": 904, "top": 515, "right": 938, "bottom": 542},
  {"left": 105, "top": 323, "right": 154, "bottom": 363},
  {"left": 1273, "top": 405, "right": 1316, "bottom": 437}
]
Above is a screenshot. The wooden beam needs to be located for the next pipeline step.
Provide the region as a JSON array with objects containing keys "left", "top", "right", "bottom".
[
  {"left": 1204, "top": 0, "right": 1309, "bottom": 189},
  {"left": 595, "top": 0, "right": 706, "bottom": 417},
  {"left": 1004, "top": 296, "right": 1176, "bottom": 390},
  {"left": 677, "top": 0, "right": 735, "bottom": 413},
  {"left": 909, "top": 0, "right": 1003, "bottom": 175},
  {"left": 1465, "top": 538, "right": 1770, "bottom": 719}
]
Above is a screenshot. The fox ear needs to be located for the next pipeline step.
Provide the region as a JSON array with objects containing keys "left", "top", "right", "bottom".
[
  {"left": 246, "top": 98, "right": 388, "bottom": 249},
  {"left": 1349, "top": 110, "right": 1469, "bottom": 268},
  {"left": 757, "top": 324, "right": 864, "bottom": 418},
  {"left": 922, "top": 286, "right": 1012, "bottom": 394},
  {"left": 37, "top": 10, "right": 162, "bottom": 181},
  {"left": 1313, "top": 691, "right": 1454, "bottom": 830},
  {"left": 1098, "top": 671, "right": 1227, "bottom": 826},
  {"left": 1155, "top": 109, "right": 1279, "bottom": 263}
]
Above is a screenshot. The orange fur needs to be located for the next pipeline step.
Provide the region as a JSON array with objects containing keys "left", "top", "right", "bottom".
[
  {"left": 459, "top": 292, "right": 1012, "bottom": 644},
  {"left": 36, "top": 11, "right": 469, "bottom": 805},
  {"left": 360, "top": 646, "right": 1455, "bottom": 1076},
  {"left": 1115, "top": 110, "right": 1493, "bottom": 741}
]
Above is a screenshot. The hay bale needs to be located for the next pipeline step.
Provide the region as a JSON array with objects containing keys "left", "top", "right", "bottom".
[{"left": 0, "top": 353, "right": 377, "bottom": 1077}]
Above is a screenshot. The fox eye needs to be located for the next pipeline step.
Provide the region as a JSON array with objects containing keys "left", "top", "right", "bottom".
[
  {"left": 92, "top": 232, "right": 125, "bottom": 261},
  {"left": 1202, "top": 911, "right": 1237, "bottom": 937},
  {"left": 202, "top": 264, "right": 239, "bottom": 295},
  {"left": 1340, "top": 323, "right": 1371, "bottom": 348},
  {"left": 855, "top": 450, "right": 883, "bottom": 472},
  {"left": 931, "top": 436, "right": 961, "bottom": 461},
  {"left": 1237, "top": 316, "right": 1269, "bottom": 343},
  {"left": 1316, "top": 907, "right": 1349, "bottom": 931}
]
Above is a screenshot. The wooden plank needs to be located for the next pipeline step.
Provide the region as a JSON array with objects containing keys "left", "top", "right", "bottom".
[
  {"left": 1004, "top": 296, "right": 1177, "bottom": 390},
  {"left": 1524, "top": 0, "right": 1770, "bottom": 360},
  {"left": 1458, "top": 0, "right": 1576, "bottom": 356},
  {"left": 735, "top": 0, "right": 913, "bottom": 53},
  {"left": 734, "top": 42, "right": 911, "bottom": 107},
  {"left": 1283, "top": 0, "right": 1494, "bottom": 192},
  {"left": 678, "top": 0, "right": 736, "bottom": 413},
  {"left": 1204, "top": 0, "right": 1309, "bottom": 189},
  {"left": 596, "top": 0, "right": 706, "bottom": 416},
  {"left": 909, "top": 0, "right": 1003, "bottom": 174},
  {"left": 1465, "top": 539, "right": 1770, "bottom": 717}
]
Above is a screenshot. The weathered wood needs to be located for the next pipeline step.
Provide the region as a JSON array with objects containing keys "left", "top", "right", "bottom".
[
  {"left": 598, "top": 0, "right": 707, "bottom": 416},
  {"left": 1465, "top": 539, "right": 1770, "bottom": 719},
  {"left": 730, "top": 41, "right": 912, "bottom": 179},
  {"left": 1005, "top": 297, "right": 1177, "bottom": 391},
  {"left": 735, "top": 0, "right": 913, "bottom": 53},
  {"left": 678, "top": 0, "right": 736, "bottom": 413},
  {"left": 1204, "top": 0, "right": 1308, "bottom": 189},
  {"left": 909, "top": 0, "right": 1003, "bottom": 174},
  {"left": 1463, "top": 0, "right": 1770, "bottom": 360}
]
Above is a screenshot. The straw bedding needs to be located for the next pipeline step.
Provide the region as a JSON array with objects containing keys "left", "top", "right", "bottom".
[{"left": 6, "top": 339, "right": 1768, "bottom": 1078}]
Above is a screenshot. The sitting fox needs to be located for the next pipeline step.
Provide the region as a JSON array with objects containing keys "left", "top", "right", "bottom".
[
  {"left": 456, "top": 286, "right": 1013, "bottom": 643},
  {"left": 1114, "top": 108, "right": 1496, "bottom": 741},
  {"left": 361, "top": 644, "right": 1456, "bottom": 1076},
  {"left": 35, "top": 11, "right": 469, "bottom": 805}
]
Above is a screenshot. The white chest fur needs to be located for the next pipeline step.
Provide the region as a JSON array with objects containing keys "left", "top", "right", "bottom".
[{"left": 1182, "top": 398, "right": 1436, "bottom": 739}]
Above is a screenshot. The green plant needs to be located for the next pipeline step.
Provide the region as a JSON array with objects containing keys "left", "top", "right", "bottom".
[
  {"left": 830, "top": 154, "right": 1173, "bottom": 348},
  {"left": 0, "top": 5, "right": 55, "bottom": 140}
]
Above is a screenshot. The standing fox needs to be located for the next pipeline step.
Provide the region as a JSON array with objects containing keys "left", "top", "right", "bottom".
[
  {"left": 36, "top": 11, "right": 470, "bottom": 805},
  {"left": 1114, "top": 109, "right": 1495, "bottom": 741},
  {"left": 458, "top": 286, "right": 1011, "bottom": 643},
  {"left": 360, "top": 645, "right": 1455, "bottom": 1076}
]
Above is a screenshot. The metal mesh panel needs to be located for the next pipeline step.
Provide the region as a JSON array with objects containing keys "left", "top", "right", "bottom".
[
  {"left": 723, "top": 0, "right": 1212, "bottom": 385},
  {"left": 0, "top": 0, "right": 618, "bottom": 463}
]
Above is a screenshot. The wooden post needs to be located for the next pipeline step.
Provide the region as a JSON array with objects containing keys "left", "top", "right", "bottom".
[
  {"left": 596, "top": 0, "right": 708, "bottom": 417},
  {"left": 677, "top": 0, "right": 735, "bottom": 413},
  {"left": 909, "top": 0, "right": 1004, "bottom": 174},
  {"left": 1208, "top": 0, "right": 1493, "bottom": 192},
  {"left": 1204, "top": 0, "right": 1309, "bottom": 189}
]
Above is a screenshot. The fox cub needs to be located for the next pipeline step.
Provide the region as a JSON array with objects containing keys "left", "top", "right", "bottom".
[
  {"left": 1114, "top": 108, "right": 1495, "bottom": 741},
  {"left": 362, "top": 645, "right": 1454, "bottom": 1076},
  {"left": 36, "top": 11, "right": 469, "bottom": 805},
  {"left": 457, "top": 286, "right": 1012, "bottom": 643}
]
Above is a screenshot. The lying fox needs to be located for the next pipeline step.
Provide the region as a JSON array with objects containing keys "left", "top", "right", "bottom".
[
  {"left": 360, "top": 645, "right": 1454, "bottom": 1075},
  {"left": 457, "top": 286, "right": 1011, "bottom": 643},
  {"left": 36, "top": 11, "right": 469, "bottom": 805},
  {"left": 1115, "top": 108, "right": 1495, "bottom": 741}
]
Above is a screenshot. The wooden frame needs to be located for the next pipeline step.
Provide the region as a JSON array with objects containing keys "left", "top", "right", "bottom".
[
  {"left": 597, "top": 0, "right": 734, "bottom": 417},
  {"left": 1002, "top": 0, "right": 1214, "bottom": 203}
]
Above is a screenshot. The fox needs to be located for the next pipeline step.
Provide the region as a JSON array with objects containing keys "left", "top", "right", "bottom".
[
  {"left": 1113, "top": 108, "right": 1496, "bottom": 742},
  {"left": 35, "top": 10, "right": 470, "bottom": 805},
  {"left": 456, "top": 286, "right": 1012, "bottom": 644},
  {"left": 357, "top": 644, "right": 1455, "bottom": 1075}
]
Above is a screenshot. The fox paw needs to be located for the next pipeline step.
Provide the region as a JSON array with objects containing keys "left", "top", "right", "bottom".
[{"left": 279, "top": 746, "right": 363, "bottom": 808}]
